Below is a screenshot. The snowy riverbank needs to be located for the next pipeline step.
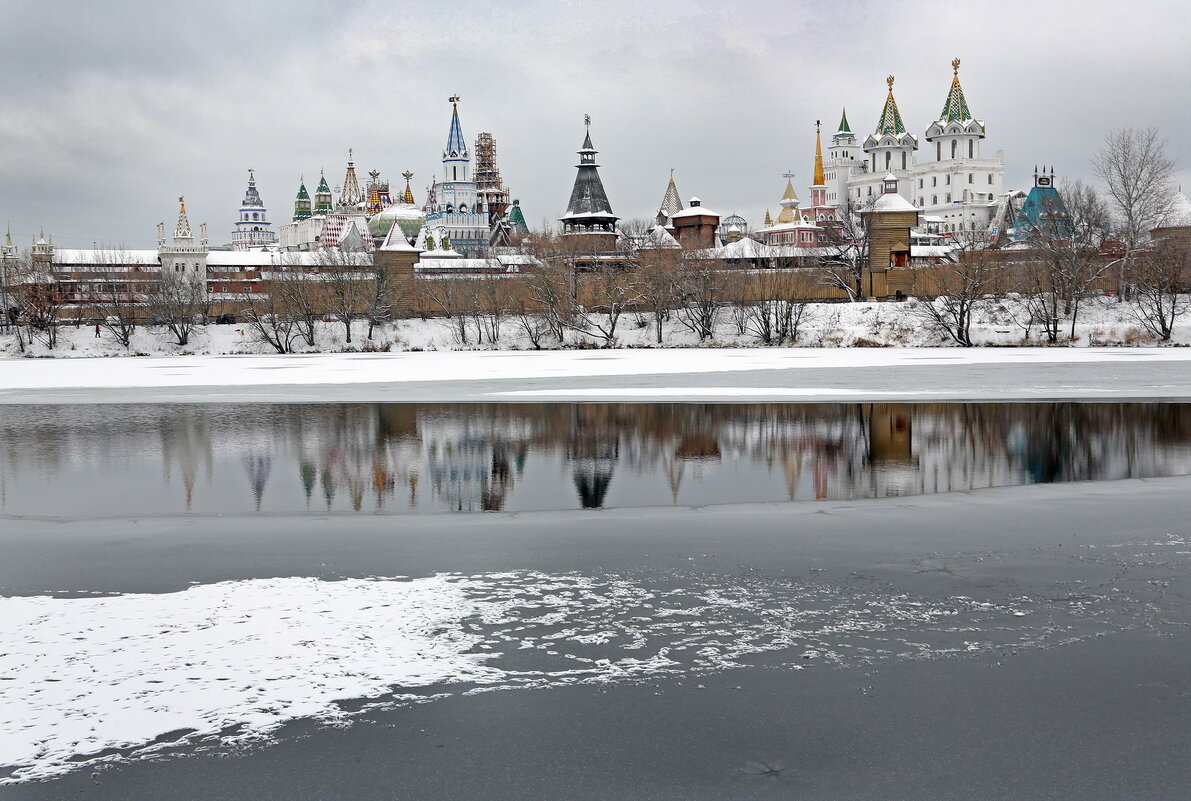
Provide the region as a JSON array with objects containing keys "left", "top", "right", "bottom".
[{"left": 2, "top": 294, "right": 1190, "bottom": 361}]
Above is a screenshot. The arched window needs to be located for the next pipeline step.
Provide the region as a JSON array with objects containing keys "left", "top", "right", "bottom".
[
  {"left": 452, "top": 166, "right": 457, "bottom": 180},
  {"left": 459, "top": 204, "right": 467, "bottom": 213},
  {"left": 901, "top": 152, "right": 907, "bottom": 169},
  {"left": 936, "top": 142, "right": 941, "bottom": 161},
  {"left": 987, "top": 174, "right": 993, "bottom": 185},
  {"left": 872, "top": 154, "right": 877, "bottom": 171},
  {"left": 252, "top": 212, "right": 259, "bottom": 221},
  {"left": 968, "top": 174, "right": 974, "bottom": 184},
  {"left": 946, "top": 193, "right": 951, "bottom": 203},
  {"left": 885, "top": 152, "right": 891, "bottom": 170},
  {"left": 968, "top": 140, "right": 974, "bottom": 158},
  {"left": 932, "top": 195, "right": 937, "bottom": 205},
  {"left": 951, "top": 140, "right": 957, "bottom": 158}
]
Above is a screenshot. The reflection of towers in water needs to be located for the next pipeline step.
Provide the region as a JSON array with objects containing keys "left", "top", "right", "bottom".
[
  {"left": 421, "top": 411, "right": 524, "bottom": 512},
  {"left": 663, "top": 430, "right": 722, "bottom": 503},
  {"left": 567, "top": 407, "right": 621, "bottom": 509},
  {"left": 241, "top": 453, "right": 273, "bottom": 511},
  {"left": 160, "top": 410, "right": 213, "bottom": 511},
  {"left": 862, "top": 403, "right": 918, "bottom": 497}
]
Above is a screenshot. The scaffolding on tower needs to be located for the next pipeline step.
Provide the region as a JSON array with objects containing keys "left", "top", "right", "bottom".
[{"left": 474, "top": 132, "right": 511, "bottom": 224}]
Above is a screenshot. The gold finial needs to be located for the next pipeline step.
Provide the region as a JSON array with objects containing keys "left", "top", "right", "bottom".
[
  {"left": 952, "top": 58, "right": 961, "bottom": 76},
  {"left": 886, "top": 75, "right": 895, "bottom": 90},
  {"left": 178, "top": 196, "right": 186, "bottom": 212}
]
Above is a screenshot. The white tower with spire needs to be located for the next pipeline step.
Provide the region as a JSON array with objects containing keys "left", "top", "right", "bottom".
[
  {"left": 158, "top": 197, "right": 209, "bottom": 298},
  {"left": 425, "top": 97, "right": 490, "bottom": 257},
  {"left": 231, "top": 169, "right": 278, "bottom": 250}
]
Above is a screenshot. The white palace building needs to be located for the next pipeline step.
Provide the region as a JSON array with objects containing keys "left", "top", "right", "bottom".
[{"left": 823, "top": 59, "right": 1006, "bottom": 238}]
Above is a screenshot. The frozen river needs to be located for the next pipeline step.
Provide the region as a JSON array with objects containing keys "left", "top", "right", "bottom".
[{"left": 2, "top": 397, "right": 1190, "bottom": 799}]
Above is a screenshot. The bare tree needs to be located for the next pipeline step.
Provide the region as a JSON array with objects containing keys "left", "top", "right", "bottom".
[
  {"left": 87, "top": 249, "right": 145, "bottom": 349},
  {"left": 149, "top": 270, "right": 209, "bottom": 347},
  {"left": 318, "top": 248, "right": 370, "bottom": 344},
  {"left": 675, "top": 254, "right": 729, "bottom": 341},
  {"left": 740, "top": 268, "right": 817, "bottom": 345},
  {"left": 1129, "top": 237, "right": 1191, "bottom": 340},
  {"left": 239, "top": 284, "right": 301, "bottom": 354},
  {"left": 520, "top": 233, "right": 576, "bottom": 343},
  {"left": 270, "top": 259, "right": 322, "bottom": 347},
  {"left": 817, "top": 197, "right": 875, "bottom": 301},
  {"left": 7, "top": 251, "right": 71, "bottom": 350},
  {"left": 572, "top": 263, "right": 639, "bottom": 346},
  {"left": 1092, "top": 127, "right": 1177, "bottom": 294},
  {"left": 911, "top": 246, "right": 999, "bottom": 347},
  {"left": 622, "top": 231, "right": 681, "bottom": 345},
  {"left": 1021, "top": 180, "right": 1114, "bottom": 342}
]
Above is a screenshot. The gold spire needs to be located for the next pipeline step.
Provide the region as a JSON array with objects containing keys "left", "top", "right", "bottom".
[
  {"left": 812, "top": 120, "right": 825, "bottom": 187},
  {"left": 401, "top": 171, "right": 415, "bottom": 204},
  {"left": 178, "top": 196, "right": 186, "bottom": 215}
]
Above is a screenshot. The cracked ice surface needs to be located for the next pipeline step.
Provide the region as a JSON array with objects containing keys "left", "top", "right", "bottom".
[{"left": 3, "top": 563, "right": 1167, "bottom": 785}]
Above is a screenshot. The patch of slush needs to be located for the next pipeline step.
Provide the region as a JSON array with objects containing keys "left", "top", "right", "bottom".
[{"left": 0, "top": 568, "right": 1151, "bottom": 784}]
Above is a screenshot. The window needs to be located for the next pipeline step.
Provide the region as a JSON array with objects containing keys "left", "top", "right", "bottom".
[
  {"left": 936, "top": 141, "right": 941, "bottom": 161},
  {"left": 987, "top": 174, "right": 993, "bottom": 184},
  {"left": 867, "top": 186, "right": 873, "bottom": 196},
  {"left": 951, "top": 140, "right": 957, "bottom": 158},
  {"left": 946, "top": 193, "right": 951, "bottom": 203},
  {"left": 968, "top": 140, "right": 974, "bottom": 158},
  {"left": 243, "top": 283, "right": 251, "bottom": 293},
  {"left": 901, "top": 152, "right": 907, "bottom": 169},
  {"left": 932, "top": 195, "right": 937, "bottom": 205},
  {"left": 885, "top": 151, "right": 891, "bottom": 170},
  {"left": 872, "top": 154, "right": 877, "bottom": 171},
  {"left": 946, "top": 175, "right": 951, "bottom": 185},
  {"left": 918, "top": 179, "right": 923, "bottom": 189},
  {"left": 918, "top": 198, "right": 924, "bottom": 207},
  {"left": 932, "top": 176, "right": 937, "bottom": 187},
  {"left": 252, "top": 212, "right": 259, "bottom": 221},
  {"left": 968, "top": 174, "right": 974, "bottom": 183}
]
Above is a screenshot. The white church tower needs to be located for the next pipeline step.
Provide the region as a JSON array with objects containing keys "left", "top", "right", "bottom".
[
  {"left": 158, "top": 197, "right": 209, "bottom": 299},
  {"left": 231, "top": 169, "right": 278, "bottom": 250}
]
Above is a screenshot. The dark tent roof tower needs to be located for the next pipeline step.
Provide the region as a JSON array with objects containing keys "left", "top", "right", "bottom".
[{"left": 561, "top": 118, "right": 618, "bottom": 246}]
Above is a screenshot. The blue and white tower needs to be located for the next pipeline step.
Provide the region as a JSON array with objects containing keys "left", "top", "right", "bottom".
[
  {"left": 231, "top": 169, "right": 278, "bottom": 250},
  {"left": 424, "top": 97, "right": 490, "bottom": 257}
]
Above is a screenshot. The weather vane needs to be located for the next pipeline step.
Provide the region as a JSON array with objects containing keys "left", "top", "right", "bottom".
[
  {"left": 584, "top": 114, "right": 591, "bottom": 128},
  {"left": 449, "top": 94, "right": 460, "bottom": 104}
]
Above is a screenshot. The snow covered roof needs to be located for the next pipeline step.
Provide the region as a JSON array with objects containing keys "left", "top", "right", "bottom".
[
  {"left": 560, "top": 210, "right": 617, "bottom": 219},
  {"left": 670, "top": 205, "right": 719, "bottom": 220},
  {"left": 758, "top": 217, "right": 821, "bottom": 234},
  {"left": 379, "top": 217, "right": 419, "bottom": 252},
  {"left": 53, "top": 249, "right": 158, "bottom": 266},
  {"left": 910, "top": 245, "right": 957, "bottom": 260},
  {"left": 638, "top": 226, "right": 682, "bottom": 249},
  {"left": 1158, "top": 191, "right": 1191, "bottom": 229},
  {"left": 872, "top": 193, "right": 919, "bottom": 213}
]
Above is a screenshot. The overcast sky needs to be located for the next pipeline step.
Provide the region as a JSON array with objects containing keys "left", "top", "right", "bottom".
[{"left": 2, "top": 0, "right": 1188, "bottom": 249}]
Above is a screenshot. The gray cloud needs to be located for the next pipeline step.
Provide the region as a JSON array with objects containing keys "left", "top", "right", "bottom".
[{"left": 2, "top": 0, "right": 1188, "bottom": 247}]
